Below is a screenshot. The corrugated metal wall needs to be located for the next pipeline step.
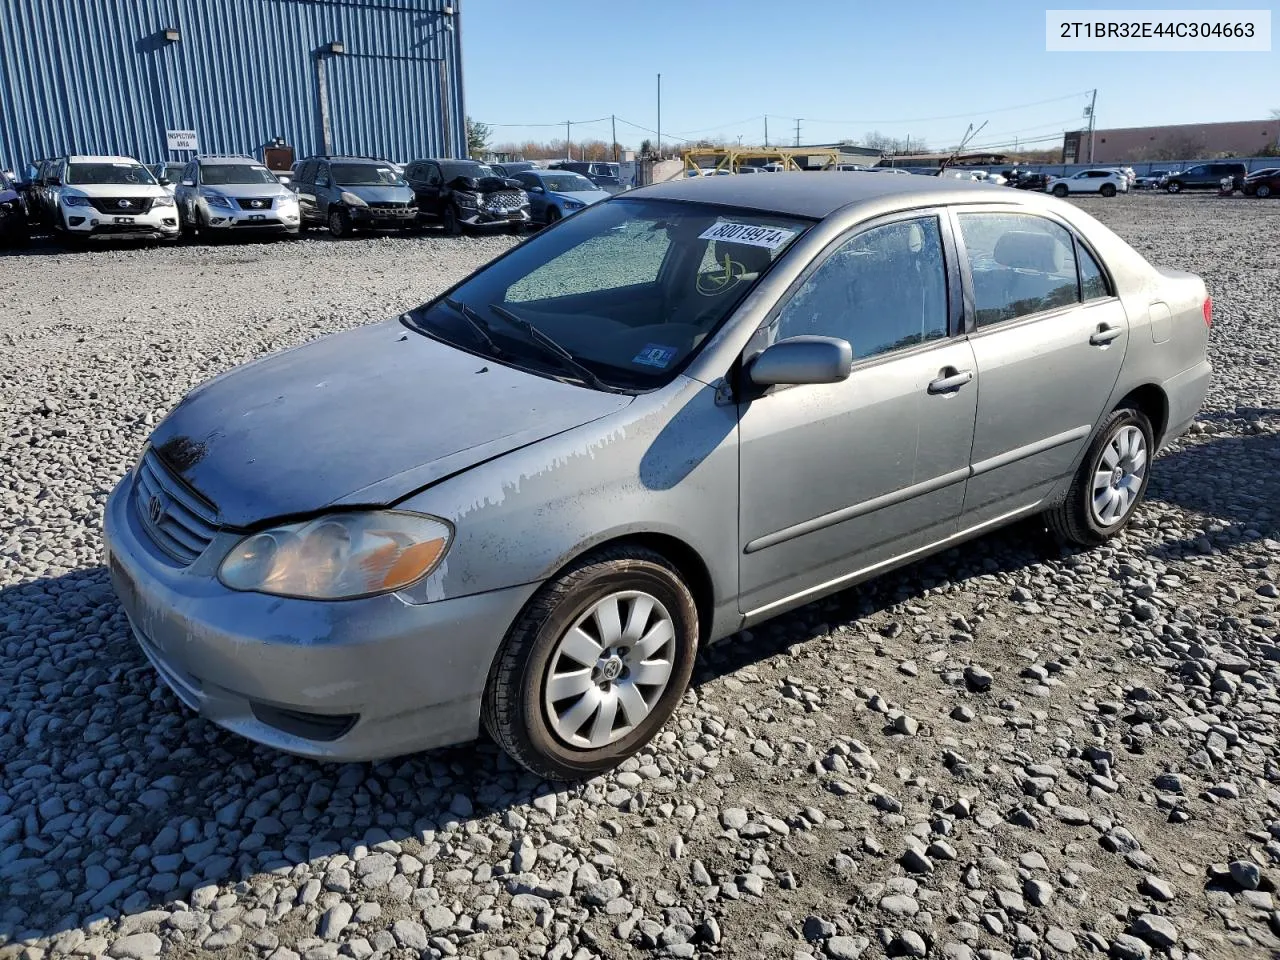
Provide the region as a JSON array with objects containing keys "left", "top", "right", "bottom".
[{"left": 0, "top": 0, "right": 465, "bottom": 169}]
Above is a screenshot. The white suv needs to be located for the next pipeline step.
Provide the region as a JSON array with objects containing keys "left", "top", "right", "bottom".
[
  {"left": 52, "top": 155, "right": 179, "bottom": 243},
  {"left": 1045, "top": 169, "right": 1129, "bottom": 198}
]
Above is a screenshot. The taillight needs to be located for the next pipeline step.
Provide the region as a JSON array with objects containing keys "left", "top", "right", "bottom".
[{"left": 1202, "top": 297, "right": 1212, "bottom": 327}]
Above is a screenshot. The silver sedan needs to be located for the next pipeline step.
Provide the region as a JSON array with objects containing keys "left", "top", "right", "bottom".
[{"left": 103, "top": 174, "right": 1212, "bottom": 779}]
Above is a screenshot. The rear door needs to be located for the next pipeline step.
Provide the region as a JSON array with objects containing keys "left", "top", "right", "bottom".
[
  {"left": 737, "top": 211, "right": 978, "bottom": 617},
  {"left": 954, "top": 208, "right": 1128, "bottom": 526}
]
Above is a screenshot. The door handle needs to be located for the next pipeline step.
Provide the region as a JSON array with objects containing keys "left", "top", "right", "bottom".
[
  {"left": 1089, "top": 324, "right": 1124, "bottom": 346},
  {"left": 928, "top": 368, "right": 974, "bottom": 394}
]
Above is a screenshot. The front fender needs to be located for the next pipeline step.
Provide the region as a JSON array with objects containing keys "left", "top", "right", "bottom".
[{"left": 393, "top": 377, "right": 742, "bottom": 636}]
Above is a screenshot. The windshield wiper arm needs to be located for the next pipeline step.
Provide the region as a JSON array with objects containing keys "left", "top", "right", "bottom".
[
  {"left": 487, "top": 303, "right": 610, "bottom": 391},
  {"left": 443, "top": 297, "right": 504, "bottom": 356}
]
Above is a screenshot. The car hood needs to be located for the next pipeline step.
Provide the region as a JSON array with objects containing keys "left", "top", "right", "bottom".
[
  {"left": 64, "top": 183, "right": 167, "bottom": 198},
  {"left": 335, "top": 184, "right": 414, "bottom": 203},
  {"left": 551, "top": 189, "right": 610, "bottom": 205},
  {"left": 147, "top": 319, "right": 634, "bottom": 527},
  {"left": 202, "top": 182, "right": 286, "bottom": 198}
]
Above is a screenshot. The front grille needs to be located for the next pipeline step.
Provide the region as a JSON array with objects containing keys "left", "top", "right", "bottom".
[
  {"left": 89, "top": 196, "right": 152, "bottom": 214},
  {"left": 236, "top": 198, "right": 274, "bottom": 210},
  {"left": 132, "top": 449, "right": 219, "bottom": 564},
  {"left": 231, "top": 218, "right": 282, "bottom": 227},
  {"left": 483, "top": 191, "right": 525, "bottom": 212}
]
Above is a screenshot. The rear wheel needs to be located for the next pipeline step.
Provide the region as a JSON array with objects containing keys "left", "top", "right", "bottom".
[
  {"left": 1100, "top": 183, "right": 1116, "bottom": 197},
  {"left": 1052, "top": 184, "right": 1069, "bottom": 198},
  {"left": 483, "top": 546, "right": 699, "bottom": 780},
  {"left": 1046, "top": 408, "right": 1153, "bottom": 547},
  {"left": 1166, "top": 181, "right": 1182, "bottom": 193}
]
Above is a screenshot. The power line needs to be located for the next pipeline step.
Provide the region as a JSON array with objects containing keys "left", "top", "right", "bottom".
[{"left": 478, "top": 116, "right": 611, "bottom": 128}]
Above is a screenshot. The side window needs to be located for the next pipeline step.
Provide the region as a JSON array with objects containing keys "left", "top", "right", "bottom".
[
  {"left": 425, "top": 164, "right": 442, "bottom": 186},
  {"left": 296, "top": 160, "right": 314, "bottom": 183},
  {"left": 1077, "top": 243, "right": 1110, "bottom": 301},
  {"left": 516, "top": 173, "right": 539, "bottom": 190},
  {"left": 957, "top": 213, "right": 1080, "bottom": 327},
  {"left": 772, "top": 216, "right": 949, "bottom": 360},
  {"left": 404, "top": 162, "right": 420, "bottom": 180},
  {"left": 317, "top": 162, "right": 331, "bottom": 186}
]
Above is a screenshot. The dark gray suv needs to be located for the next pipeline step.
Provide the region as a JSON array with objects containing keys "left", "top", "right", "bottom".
[
  {"left": 291, "top": 156, "right": 418, "bottom": 238},
  {"left": 1162, "top": 162, "right": 1247, "bottom": 193}
]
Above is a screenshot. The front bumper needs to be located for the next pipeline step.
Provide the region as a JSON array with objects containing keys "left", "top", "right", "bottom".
[
  {"left": 458, "top": 206, "right": 531, "bottom": 228},
  {"left": 61, "top": 205, "right": 180, "bottom": 240},
  {"left": 102, "top": 470, "right": 540, "bottom": 762},
  {"left": 199, "top": 199, "right": 300, "bottom": 233},
  {"left": 349, "top": 205, "right": 419, "bottom": 229}
]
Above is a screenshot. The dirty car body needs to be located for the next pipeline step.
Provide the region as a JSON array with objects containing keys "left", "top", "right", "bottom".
[{"left": 104, "top": 174, "right": 1212, "bottom": 774}]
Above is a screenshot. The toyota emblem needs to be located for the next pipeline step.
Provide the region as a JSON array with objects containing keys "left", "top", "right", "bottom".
[
  {"left": 118, "top": 199, "right": 131, "bottom": 209},
  {"left": 148, "top": 495, "right": 164, "bottom": 524}
]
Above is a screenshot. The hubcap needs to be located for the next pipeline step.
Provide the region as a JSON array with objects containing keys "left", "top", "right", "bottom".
[
  {"left": 543, "top": 590, "right": 675, "bottom": 749},
  {"left": 1090, "top": 425, "right": 1147, "bottom": 526}
]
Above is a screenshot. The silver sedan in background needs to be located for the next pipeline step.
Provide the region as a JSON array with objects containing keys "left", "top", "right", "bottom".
[{"left": 103, "top": 174, "right": 1212, "bottom": 779}]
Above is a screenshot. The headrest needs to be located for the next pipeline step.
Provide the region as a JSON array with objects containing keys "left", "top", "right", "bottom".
[{"left": 993, "top": 230, "right": 1065, "bottom": 273}]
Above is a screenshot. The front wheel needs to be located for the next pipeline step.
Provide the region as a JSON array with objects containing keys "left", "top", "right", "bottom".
[
  {"left": 1045, "top": 408, "right": 1153, "bottom": 547},
  {"left": 1166, "top": 181, "right": 1182, "bottom": 193},
  {"left": 544, "top": 206, "right": 562, "bottom": 225},
  {"left": 483, "top": 546, "right": 699, "bottom": 780},
  {"left": 1052, "top": 184, "right": 1069, "bottom": 198},
  {"left": 328, "top": 207, "right": 350, "bottom": 238}
]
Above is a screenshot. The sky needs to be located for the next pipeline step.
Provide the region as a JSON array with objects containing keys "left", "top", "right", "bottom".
[{"left": 461, "top": 0, "right": 1277, "bottom": 154}]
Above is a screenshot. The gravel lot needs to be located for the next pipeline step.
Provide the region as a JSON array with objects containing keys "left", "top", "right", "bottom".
[{"left": 2, "top": 194, "right": 1278, "bottom": 960}]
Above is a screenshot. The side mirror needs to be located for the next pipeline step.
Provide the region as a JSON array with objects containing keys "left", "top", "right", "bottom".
[
  {"left": 528, "top": 185, "right": 544, "bottom": 194},
  {"left": 747, "top": 336, "right": 853, "bottom": 387},
  {"left": 158, "top": 177, "right": 171, "bottom": 186},
  {"left": 181, "top": 179, "right": 194, "bottom": 187}
]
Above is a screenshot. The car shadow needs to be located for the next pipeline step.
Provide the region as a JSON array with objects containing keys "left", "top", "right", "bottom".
[{"left": 4, "top": 432, "right": 1273, "bottom": 942}]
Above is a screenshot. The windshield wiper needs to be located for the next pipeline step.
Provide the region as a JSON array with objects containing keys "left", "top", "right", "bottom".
[
  {"left": 443, "top": 297, "right": 504, "bottom": 356},
  {"left": 487, "top": 303, "right": 612, "bottom": 391}
]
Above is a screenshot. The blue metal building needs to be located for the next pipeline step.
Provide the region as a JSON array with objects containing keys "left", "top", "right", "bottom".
[{"left": 0, "top": 0, "right": 467, "bottom": 170}]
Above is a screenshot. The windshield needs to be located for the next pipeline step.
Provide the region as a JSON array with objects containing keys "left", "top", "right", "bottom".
[
  {"left": 66, "top": 162, "right": 156, "bottom": 186},
  {"left": 404, "top": 198, "right": 810, "bottom": 390},
  {"left": 201, "top": 163, "right": 279, "bottom": 186},
  {"left": 331, "top": 163, "right": 404, "bottom": 186},
  {"left": 542, "top": 173, "right": 596, "bottom": 193},
  {"left": 440, "top": 161, "right": 495, "bottom": 181}
]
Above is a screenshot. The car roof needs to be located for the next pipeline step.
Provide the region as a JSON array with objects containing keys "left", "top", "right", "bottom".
[
  {"left": 67, "top": 155, "right": 140, "bottom": 164},
  {"left": 634, "top": 171, "right": 1003, "bottom": 219}
]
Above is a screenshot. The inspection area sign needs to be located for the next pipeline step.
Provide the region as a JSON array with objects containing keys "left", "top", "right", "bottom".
[{"left": 166, "top": 129, "right": 199, "bottom": 151}]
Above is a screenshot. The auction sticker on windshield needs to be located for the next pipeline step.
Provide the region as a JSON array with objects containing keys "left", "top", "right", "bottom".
[
  {"left": 698, "top": 221, "right": 796, "bottom": 250},
  {"left": 633, "top": 344, "right": 677, "bottom": 368}
]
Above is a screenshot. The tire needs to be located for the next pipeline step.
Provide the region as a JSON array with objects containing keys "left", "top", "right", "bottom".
[
  {"left": 442, "top": 204, "right": 462, "bottom": 236},
  {"left": 328, "top": 207, "right": 350, "bottom": 238},
  {"left": 1045, "top": 408, "right": 1154, "bottom": 547},
  {"left": 1166, "top": 181, "right": 1182, "bottom": 193},
  {"left": 1100, "top": 183, "right": 1116, "bottom": 197},
  {"left": 1052, "top": 184, "right": 1068, "bottom": 198},
  {"left": 483, "top": 545, "right": 699, "bottom": 780},
  {"left": 1257, "top": 184, "right": 1272, "bottom": 199},
  {"left": 545, "top": 206, "right": 562, "bottom": 225}
]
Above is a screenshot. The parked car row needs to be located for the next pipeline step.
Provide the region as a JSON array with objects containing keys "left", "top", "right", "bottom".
[{"left": 6, "top": 151, "right": 620, "bottom": 246}]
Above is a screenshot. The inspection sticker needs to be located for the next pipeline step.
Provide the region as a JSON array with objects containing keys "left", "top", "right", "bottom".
[
  {"left": 698, "top": 221, "right": 796, "bottom": 250},
  {"left": 633, "top": 343, "right": 677, "bottom": 368}
]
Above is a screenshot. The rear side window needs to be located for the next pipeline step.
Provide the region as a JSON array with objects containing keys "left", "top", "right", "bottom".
[{"left": 958, "top": 213, "right": 1080, "bottom": 326}]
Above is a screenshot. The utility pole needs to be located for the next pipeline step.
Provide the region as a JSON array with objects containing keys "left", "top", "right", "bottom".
[
  {"left": 1087, "top": 88, "right": 1097, "bottom": 163},
  {"left": 611, "top": 115, "right": 618, "bottom": 161},
  {"left": 656, "top": 73, "right": 662, "bottom": 159},
  {"left": 764, "top": 115, "right": 768, "bottom": 148},
  {"left": 565, "top": 120, "right": 571, "bottom": 160},
  {"left": 794, "top": 118, "right": 800, "bottom": 147}
]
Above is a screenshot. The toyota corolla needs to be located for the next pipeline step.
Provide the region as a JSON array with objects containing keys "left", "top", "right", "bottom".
[{"left": 104, "top": 174, "right": 1211, "bottom": 779}]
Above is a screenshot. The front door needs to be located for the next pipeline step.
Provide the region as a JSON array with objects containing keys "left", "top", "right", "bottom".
[
  {"left": 738, "top": 212, "right": 979, "bottom": 618},
  {"left": 954, "top": 209, "right": 1128, "bottom": 526}
]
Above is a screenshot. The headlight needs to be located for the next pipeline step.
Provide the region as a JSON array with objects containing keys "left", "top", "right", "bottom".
[
  {"left": 62, "top": 194, "right": 93, "bottom": 207},
  {"left": 562, "top": 199, "right": 584, "bottom": 210},
  {"left": 277, "top": 192, "right": 298, "bottom": 205},
  {"left": 152, "top": 196, "right": 175, "bottom": 208},
  {"left": 218, "top": 511, "right": 452, "bottom": 600},
  {"left": 200, "top": 191, "right": 233, "bottom": 210},
  {"left": 340, "top": 191, "right": 368, "bottom": 207},
  {"left": 454, "top": 191, "right": 478, "bottom": 208}
]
